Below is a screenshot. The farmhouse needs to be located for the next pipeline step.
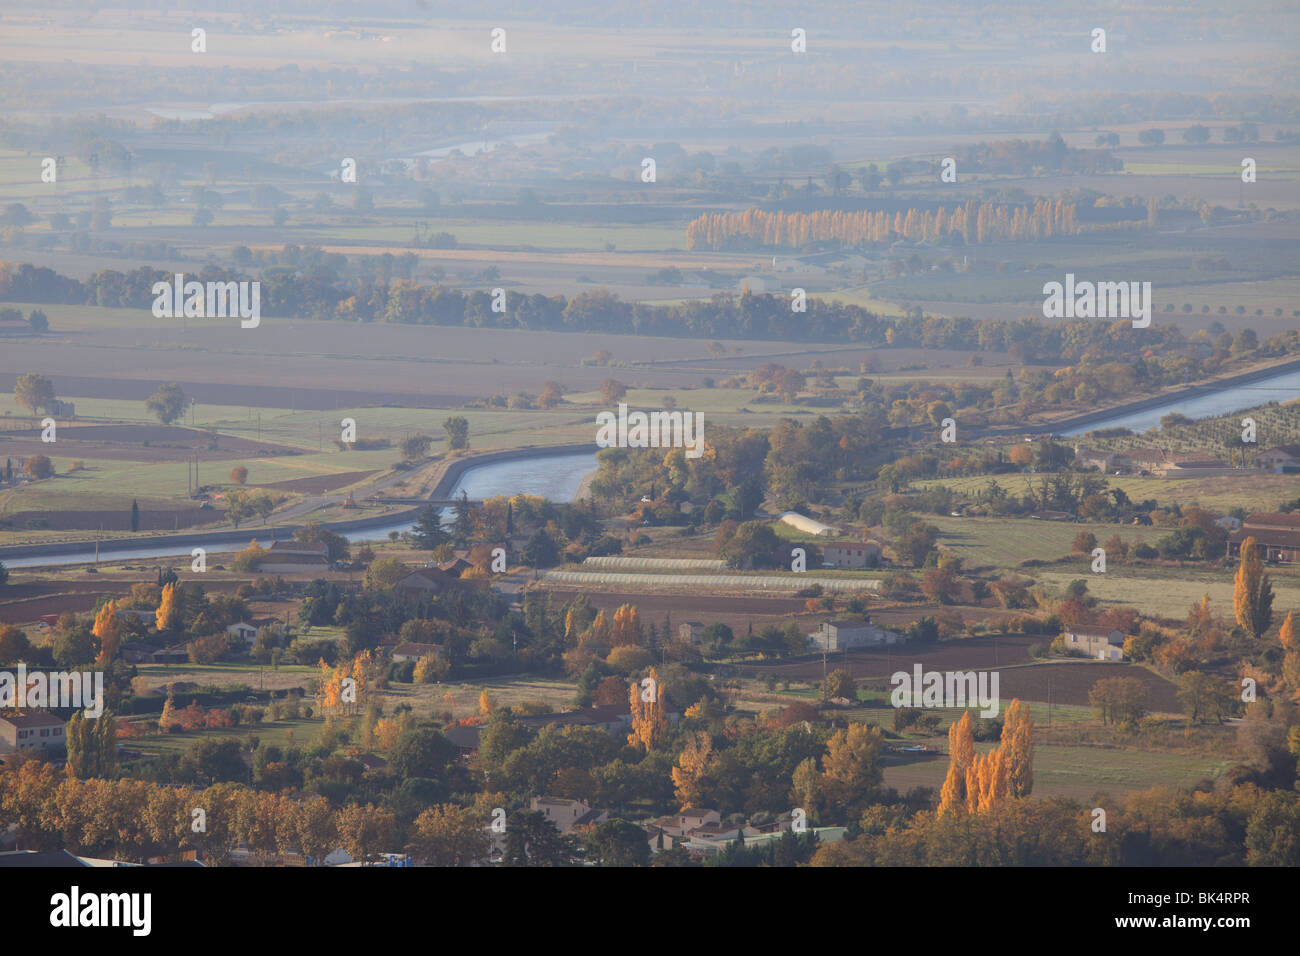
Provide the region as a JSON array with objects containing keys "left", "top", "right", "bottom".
[
  {"left": 0, "top": 711, "right": 67, "bottom": 756},
  {"left": 1062, "top": 625, "right": 1126, "bottom": 660},
  {"left": 259, "top": 541, "right": 330, "bottom": 573},
  {"left": 823, "top": 541, "right": 882, "bottom": 568},
  {"left": 1229, "top": 513, "right": 1300, "bottom": 563},
  {"left": 808, "top": 620, "right": 902, "bottom": 651}
]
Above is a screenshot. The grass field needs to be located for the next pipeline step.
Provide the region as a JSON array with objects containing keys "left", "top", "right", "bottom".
[
  {"left": 914, "top": 473, "right": 1299, "bottom": 514},
  {"left": 927, "top": 515, "right": 1167, "bottom": 569},
  {"left": 1035, "top": 565, "right": 1300, "bottom": 621},
  {"left": 882, "top": 742, "right": 1232, "bottom": 801}
]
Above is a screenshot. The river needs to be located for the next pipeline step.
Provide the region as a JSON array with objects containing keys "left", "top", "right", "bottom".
[
  {"left": 2, "top": 452, "right": 596, "bottom": 569},
  {"left": 1061, "top": 367, "right": 1300, "bottom": 437}
]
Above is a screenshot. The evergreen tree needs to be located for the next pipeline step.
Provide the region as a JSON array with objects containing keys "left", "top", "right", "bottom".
[{"left": 411, "top": 505, "right": 449, "bottom": 551}]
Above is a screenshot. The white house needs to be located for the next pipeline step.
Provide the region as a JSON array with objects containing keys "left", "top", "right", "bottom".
[{"left": 226, "top": 622, "right": 258, "bottom": 645}]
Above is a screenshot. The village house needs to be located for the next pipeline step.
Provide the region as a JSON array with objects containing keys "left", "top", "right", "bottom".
[
  {"left": 1062, "top": 625, "right": 1126, "bottom": 661},
  {"left": 529, "top": 796, "right": 607, "bottom": 834},
  {"left": 0, "top": 711, "right": 67, "bottom": 756},
  {"left": 822, "top": 541, "right": 883, "bottom": 569},
  {"left": 808, "top": 620, "right": 903, "bottom": 651},
  {"left": 1229, "top": 513, "right": 1300, "bottom": 563}
]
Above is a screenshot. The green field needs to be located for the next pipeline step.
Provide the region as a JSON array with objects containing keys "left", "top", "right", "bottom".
[
  {"left": 914, "top": 473, "right": 1298, "bottom": 514},
  {"left": 883, "top": 742, "right": 1232, "bottom": 801},
  {"left": 927, "top": 514, "right": 1167, "bottom": 569}
]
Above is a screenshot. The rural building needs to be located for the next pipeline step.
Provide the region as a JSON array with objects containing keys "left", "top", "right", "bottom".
[
  {"left": 529, "top": 797, "right": 607, "bottom": 834},
  {"left": 1229, "top": 513, "right": 1300, "bottom": 563},
  {"left": 394, "top": 567, "right": 452, "bottom": 594},
  {"left": 226, "top": 622, "right": 259, "bottom": 644},
  {"left": 823, "top": 541, "right": 882, "bottom": 568},
  {"left": 390, "top": 642, "right": 446, "bottom": 663},
  {"left": 120, "top": 642, "right": 158, "bottom": 663},
  {"left": 1163, "top": 457, "right": 1234, "bottom": 478},
  {"left": 737, "top": 275, "right": 782, "bottom": 293},
  {"left": 808, "top": 620, "right": 902, "bottom": 650},
  {"left": 259, "top": 541, "right": 331, "bottom": 573},
  {"left": 778, "top": 511, "right": 840, "bottom": 537},
  {"left": 153, "top": 645, "right": 190, "bottom": 664},
  {"left": 437, "top": 558, "right": 474, "bottom": 577},
  {"left": 677, "top": 621, "right": 705, "bottom": 644},
  {"left": 1258, "top": 446, "right": 1300, "bottom": 474},
  {"left": 1029, "top": 510, "right": 1074, "bottom": 522},
  {"left": 0, "top": 711, "right": 67, "bottom": 756},
  {"left": 1062, "top": 626, "right": 1126, "bottom": 660},
  {"left": 1215, "top": 516, "right": 1241, "bottom": 531}
]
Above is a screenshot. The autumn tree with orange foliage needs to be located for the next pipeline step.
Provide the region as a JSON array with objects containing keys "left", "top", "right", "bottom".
[
  {"left": 937, "top": 711, "right": 975, "bottom": 816},
  {"left": 671, "top": 731, "right": 714, "bottom": 808},
  {"left": 92, "top": 602, "right": 123, "bottom": 666},
  {"left": 610, "top": 604, "right": 642, "bottom": 646},
  {"left": 628, "top": 666, "right": 669, "bottom": 752},
  {"left": 1233, "top": 537, "right": 1274, "bottom": 639},
  {"left": 155, "top": 582, "right": 181, "bottom": 633}
]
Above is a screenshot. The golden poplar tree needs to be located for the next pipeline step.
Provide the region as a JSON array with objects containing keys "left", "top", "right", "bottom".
[
  {"left": 1279, "top": 611, "right": 1297, "bottom": 651},
  {"left": 628, "top": 666, "right": 669, "bottom": 752},
  {"left": 155, "top": 582, "right": 181, "bottom": 633},
  {"left": 610, "top": 604, "right": 642, "bottom": 646},
  {"left": 938, "top": 711, "right": 976, "bottom": 816},
  {"left": 1001, "top": 699, "right": 1034, "bottom": 798},
  {"left": 671, "top": 731, "right": 714, "bottom": 808},
  {"left": 93, "top": 602, "right": 123, "bottom": 666},
  {"left": 1233, "top": 537, "right": 1275, "bottom": 638}
]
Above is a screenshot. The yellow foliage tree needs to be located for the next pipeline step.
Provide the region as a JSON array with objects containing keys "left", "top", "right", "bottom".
[
  {"left": 671, "top": 731, "right": 714, "bottom": 809},
  {"left": 1001, "top": 699, "right": 1034, "bottom": 797},
  {"left": 1233, "top": 537, "right": 1274, "bottom": 638},
  {"left": 627, "top": 666, "right": 669, "bottom": 752},
  {"left": 93, "top": 602, "right": 123, "bottom": 666},
  {"left": 1279, "top": 612, "right": 1297, "bottom": 651},
  {"left": 610, "top": 604, "right": 642, "bottom": 647},
  {"left": 155, "top": 582, "right": 181, "bottom": 632},
  {"left": 937, "top": 711, "right": 975, "bottom": 816},
  {"left": 158, "top": 695, "right": 179, "bottom": 733},
  {"left": 479, "top": 690, "right": 495, "bottom": 716}
]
